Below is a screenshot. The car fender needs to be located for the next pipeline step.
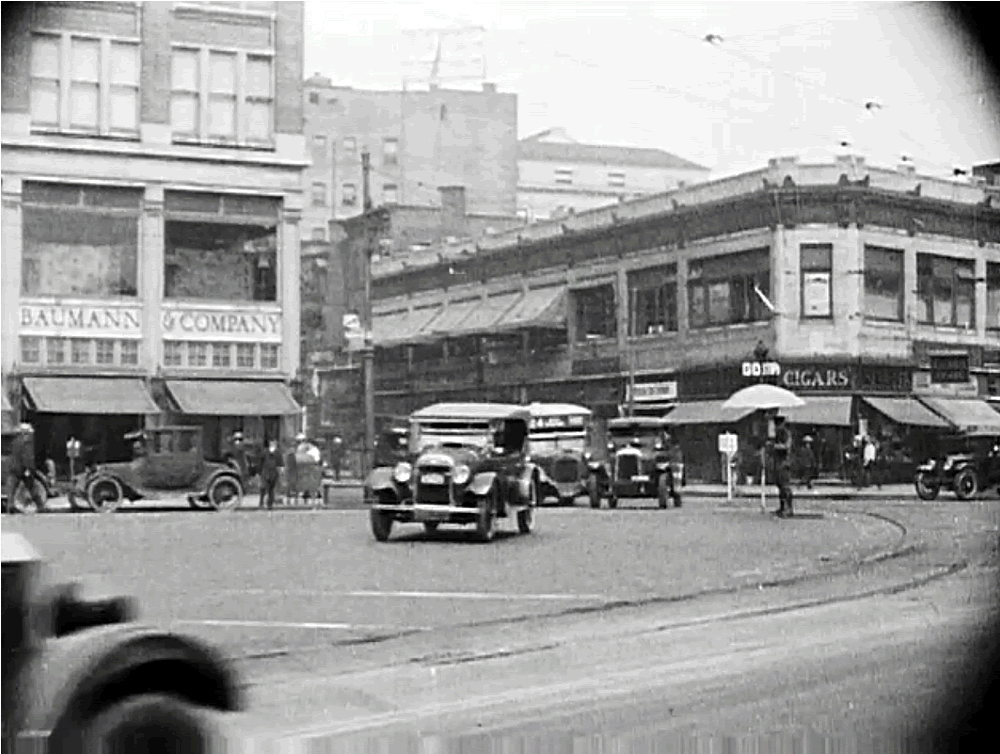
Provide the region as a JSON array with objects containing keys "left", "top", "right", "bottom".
[
  {"left": 202, "top": 468, "right": 243, "bottom": 492},
  {"left": 21, "top": 622, "right": 241, "bottom": 746},
  {"left": 366, "top": 466, "right": 398, "bottom": 494},
  {"left": 468, "top": 471, "right": 497, "bottom": 497}
]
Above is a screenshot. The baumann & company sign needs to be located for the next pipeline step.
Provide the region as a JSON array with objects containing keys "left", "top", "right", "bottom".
[
  {"left": 161, "top": 305, "right": 282, "bottom": 342},
  {"left": 20, "top": 303, "right": 142, "bottom": 337}
]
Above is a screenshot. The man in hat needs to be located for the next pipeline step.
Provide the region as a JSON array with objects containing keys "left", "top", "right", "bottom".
[
  {"left": 800, "top": 435, "right": 817, "bottom": 490},
  {"left": 771, "top": 415, "right": 793, "bottom": 517},
  {"left": 258, "top": 438, "right": 282, "bottom": 510},
  {"left": 9, "top": 423, "right": 45, "bottom": 510},
  {"left": 228, "top": 431, "right": 249, "bottom": 480}
]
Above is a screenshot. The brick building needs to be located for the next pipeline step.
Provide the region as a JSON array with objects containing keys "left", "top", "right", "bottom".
[
  {"left": 301, "top": 76, "right": 519, "bottom": 242},
  {"left": 517, "top": 127, "right": 711, "bottom": 224},
  {"left": 335, "top": 155, "right": 1000, "bottom": 483},
  {"left": 1, "top": 1, "right": 307, "bottom": 471}
]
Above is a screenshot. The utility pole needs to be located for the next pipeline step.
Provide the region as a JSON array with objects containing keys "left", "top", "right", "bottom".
[{"left": 360, "top": 149, "right": 376, "bottom": 481}]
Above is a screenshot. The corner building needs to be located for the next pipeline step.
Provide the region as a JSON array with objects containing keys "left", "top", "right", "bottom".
[
  {"left": 366, "top": 156, "right": 1000, "bottom": 483},
  {"left": 1, "top": 1, "right": 306, "bottom": 471}
]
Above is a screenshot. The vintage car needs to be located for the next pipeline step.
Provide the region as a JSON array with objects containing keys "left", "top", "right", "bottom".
[
  {"left": 915, "top": 431, "right": 1000, "bottom": 500},
  {"left": 1, "top": 428, "right": 56, "bottom": 514},
  {"left": 365, "top": 403, "right": 541, "bottom": 542},
  {"left": 527, "top": 402, "right": 595, "bottom": 506},
  {"left": 591, "top": 416, "right": 681, "bottom": 510},
  {"left": 2, "top": 531, "right": 241, "bottom": 752},
  {"left": 68, "top": 426, "right": 244, "bottom": 512}
]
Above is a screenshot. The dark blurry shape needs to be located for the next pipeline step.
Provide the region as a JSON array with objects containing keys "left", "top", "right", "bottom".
[
  {"left": 703, "top": 33, "right": 724, "bottom": 44},
  {"left": 49, "top": 581, "right": 137, "bottom": 638}
]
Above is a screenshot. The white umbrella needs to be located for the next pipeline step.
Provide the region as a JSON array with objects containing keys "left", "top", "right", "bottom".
[
  {"left": 722, "top": 384, "right": 805, "bottom": 411},
  {"left": 722, "top": 384, "right": 804, "bottom": 514}
]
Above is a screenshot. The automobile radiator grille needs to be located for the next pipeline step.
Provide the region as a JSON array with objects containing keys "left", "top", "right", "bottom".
[
  {"left": 616, "top": 454, "right": 639, "bottom": 481},
  {"left": 552, "top": 458, "right": 580, "bottom": 483},
  {"left": 415, "top": 465, "right": 451, "bottom": 505}
]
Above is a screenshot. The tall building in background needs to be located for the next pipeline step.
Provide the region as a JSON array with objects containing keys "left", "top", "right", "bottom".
[
  {"left": 517, "top": 128, "right": 710, "bottom": 223},
  {"left": 1, "top": 1, "right": 308, "bottom": 469},
  {"left": 301, "top": 75, "right": 519, "bottom": 242}
]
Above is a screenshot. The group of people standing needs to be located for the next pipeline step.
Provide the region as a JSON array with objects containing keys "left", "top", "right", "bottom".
[{"left": 228, "top": 431, "right": 328, "bottom": 510}]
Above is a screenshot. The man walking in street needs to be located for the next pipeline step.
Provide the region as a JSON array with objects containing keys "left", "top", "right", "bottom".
[
  {"left": 771, "top": 415, "right": 793, "bottom": 517},
  {"left": 800, "top": 435, "right": 817, "bottom": 490},
  {"left": 259, "top": 439, "right": 282, "bottom": 510}
]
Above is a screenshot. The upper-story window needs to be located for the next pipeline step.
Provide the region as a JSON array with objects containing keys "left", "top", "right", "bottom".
[
  {"left": 342, "top": 183, "right": 358, "bottom": 207},
  {"left": 608, "top": 171, "right": 626, "bottom": 188},
  {"left": 688, "top": 248, "right": 771, "bottom": 328},
  {"left": 863, "top": 245, "right": 904, "bottom": 322},
  {"left": 343, "top": 136, "right": 357, "bottom": 154},
  {"left": 21, "top": 182, "right": 141, "bottom": 298},
  {"left": 628, "top": 264, "right": 677, "bottom": 335},
  {"left": 917, "top": 253, "right": 975, "bottom": 328},
  {"left": 800, "top": 243, "right": 833, "bottom": 318},
  {"left": 31, "top": 34, "right": 139, "bottom": 135},
  {"left": 383, "top": 138, "right": 399, "bottom": 166},
  {"left": 988, "top": 263, "right": 1000, "bottom": 331},
  {"left": 383, "top": 184, "right": 398, "bottom": 204},
  {"left": 572, "top": 284, "right": 617, "bottom": 342},
  {"left": 171, "top": 48, "right": 273, "bottom": 144},
  {"left": 554, "top": 168, "right": 573, "bottom": 186},
  {"left": 311, "top": 134, "right": 327, "bottom": 163},
  {"left": 311, "top": 182, "right": 326, "bottom": 207}
]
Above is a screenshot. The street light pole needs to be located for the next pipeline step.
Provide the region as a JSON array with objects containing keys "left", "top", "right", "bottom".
[{"left": 360, "top": 149, "right": 376, "bottom": 481}]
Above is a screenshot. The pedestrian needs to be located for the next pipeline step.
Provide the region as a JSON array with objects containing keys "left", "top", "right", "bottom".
[
  {"left": 294, "top": 432, "right": 321, "bottom": 505},
  {"left": 771, "top": 415, "right": 793, "bottom": 517},
  {"left": 228, "top": 431, "right": 249, "bottom": 479},
  {"left": 9, "top": 423, "right": 45, "bottom": 510},
  {"left": 330, "top": 435, "right": 344, "bottom": 481},
  {"left": 862, "top": 434, "right": 877, "bottom": 489},
  {"left": 800, "top": 435, "right": 817, "bottom": 490},
  {"left": 259, "top": 438, "right": 282, "bottom": 510},
  {"left": 658, "top": 429, "right": 682, "bottom": 506}
]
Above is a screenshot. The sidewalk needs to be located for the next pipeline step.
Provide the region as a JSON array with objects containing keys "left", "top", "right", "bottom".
[{"left": 682, "top": 479, "right": 916, "bottom": 501}]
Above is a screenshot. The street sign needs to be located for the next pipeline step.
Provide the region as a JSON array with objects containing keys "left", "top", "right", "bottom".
[{"left": 718, "top": 432, "right": 738, "bottom": 455}]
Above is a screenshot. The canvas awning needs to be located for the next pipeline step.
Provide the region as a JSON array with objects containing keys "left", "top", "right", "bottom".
[
  {"left": 862, "top": 396, "right": 950, "bottom": 428},
  {"left": 779, "top": 396, "right": 853, "bottom": 427},
  {"left": 165, "top": 380, "right": 299, "bottom": 416},
  {"left": 919, "top": 397, "right": 1000, "bottom": 434},
  {"left": 450, "top": 292, "right": 522, "bottom": 336},
  {"left": 662, "top": 400, "right": 755, "bottom": 425},
  {"left": 372, "top": 305, "right": 444, "bottom": 347},
  {"left": 493, "top": 286, "right": 567, "bottom": 331},
  {"left": 425, "top": 298, "right": 484, "bottom": 336},
  {"left": 22, "top": 377, "right": 161, "bottom": 414}
]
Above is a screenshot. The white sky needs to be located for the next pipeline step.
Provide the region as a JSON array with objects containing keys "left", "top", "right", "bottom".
[{"left": 303, "top": 1, "right": 999, "bottom": 178}]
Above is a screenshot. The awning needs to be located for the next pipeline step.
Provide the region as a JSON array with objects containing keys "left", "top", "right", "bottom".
[
  {"left": 493, "top": 286, "right": 567, "bottom": 331},
  {"left": 862, "top": 396, "right": 950, "bottom": 428},
  {"left": 919, "top": 397, "right": 1000, "bottom": 434},
  {"left": 426, "top": 298, "right": 483, "bottom": 336},
  {"left": 165, "top": 380, "right": 299, "bottom": 416},
  {"left": 451, "top": 292, "right": 522, "bottom": 336},
  {"left": 372, "top": 305, "right": 444, "bottom": 347},
  {"left": 779, "top": 396, "right": 853, "bottom": 427},
  {"left": 22, "top": 377, "right": 160, "bottom": 414},
  {"left": 662, "top": 400, "right": 755, "bottom": 425}
]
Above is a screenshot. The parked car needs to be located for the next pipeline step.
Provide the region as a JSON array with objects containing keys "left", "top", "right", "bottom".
[
  {"left": 67, "top": 426, "right": 244, "bottom": 512},
  {"left": 591, "top": 416, "right": 681, "bottom": 510},
  {"left": 365, "top": 403, "right": 541, "bottom": 542},
  {"left": 915, "top": 432, "right": 1000, "bottom": 500},
  {"left": 527, "top": 402, "right": 595, "bottom": 506},
  {"left": 1, "top": 428, "right": 56, "bottom": 514},
  {"left": 2, "top": 531, "right": 241, "bottom": 752}
]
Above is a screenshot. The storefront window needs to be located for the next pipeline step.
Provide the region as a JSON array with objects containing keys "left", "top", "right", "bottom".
[
  {"left": 164, "top": 341, "right": 183, "bottom": 366},
  {"left": 800, "top": 244, "right": 832, "bottom": 318},
  {"left": 47, "top": 338, "right": 66, "bottom": 364},
  {"left": 688, "top": 248, "right": 770, "bottom": 328},
  {"left": 986, "top": 262, "right": 1000, "bottom": 331},
  {"left": 212, "top": 343, "right": 231, "bottom": 367},
  {"left": 22, "top": 183, "right": 140, "bottom": 298},
  {"left": 260, "top": 344, "right": 279, "bottom": 369},
  {"left": 164, "top": 192, "right": 280, "bottom": 302},
  {"left": 236, "top": 343, "right": 255, "bottom": 367},
  {"left": 863, "top": 246, "right": 904, "bottom": 321},
  {"left": 71, "top": 339, "right": 91, "bottom": 365},
  {"left": 96, "top": 339, "right": 115, "bottom": 365},
  {"left": 120, "top": 341, "right": 138, "bottom": 365},
  {"left": 917, "top": 254, "right": 975, "bottom": 328},
  {"left": 20, "top": 337, "right": 41, "bottom": 364},
  {"left": 189, "top": 342, "right": 207, "bottom": 367},
  {"left": 572, "top": 284, "right": 617, "bottom": 342},
  {"left": 628, "top": 264, "right": 677, "bottom": 335}
]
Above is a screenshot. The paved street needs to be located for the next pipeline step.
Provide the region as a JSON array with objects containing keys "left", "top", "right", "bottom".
[{"left": 5, "top": 492, "right": 999, "bottom": 749}]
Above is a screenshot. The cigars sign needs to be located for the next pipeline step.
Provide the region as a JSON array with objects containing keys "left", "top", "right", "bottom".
[
  {"left": 161, "top": 304, "right": 282, "bottom": 342},
  {"left": 781, "top": 365, "right": 852, "bottom": 391}
]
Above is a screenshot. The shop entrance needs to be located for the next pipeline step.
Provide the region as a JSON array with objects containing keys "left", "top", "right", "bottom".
[{"left": 26, "top": 412, "right": 141, "bottom": 477}]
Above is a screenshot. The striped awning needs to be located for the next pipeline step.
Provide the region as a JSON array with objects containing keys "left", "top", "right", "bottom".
[
  {"left": 22, "top": 377, "right": 160, "bottom": 414},
  {"left": 493, "top": 286, "right": 567, "bottom": 331},
  {"left": 372, "top": 304, "right": 444, "bottom": 347},
  {"left": 919, "top": 397, "right": 1000, "bottom": 435},
  {"left": 662, "top": 400, "right": 755, "bottom": 425},
  {"left": 862, "top": 397, "right": 950, "bottom": 428},
  {"left": 779, "top": 396, "right": 853, "bottom": 427},
  {"left": 166, "top": 380, "right": 299, "bottom": 416}
]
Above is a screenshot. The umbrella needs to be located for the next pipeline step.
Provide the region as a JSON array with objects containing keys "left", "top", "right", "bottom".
[
  {"left": 722, "top": 384, "right": 803, "bottom": 515},
  {"left": 722, "top": 384, "right": 805, "bottom": 411}
]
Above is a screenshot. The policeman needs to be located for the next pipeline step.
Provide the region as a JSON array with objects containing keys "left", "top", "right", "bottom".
[
  {"left": 771, "top": 415, "right": 793, "bottom": 517},
  {"left": 9, "top": 423, "right": 45, "bottom": 510}
]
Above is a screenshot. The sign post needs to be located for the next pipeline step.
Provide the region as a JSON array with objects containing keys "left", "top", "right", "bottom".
[{"left": 718, "top": 433, "right": 738, "bottom": 502}]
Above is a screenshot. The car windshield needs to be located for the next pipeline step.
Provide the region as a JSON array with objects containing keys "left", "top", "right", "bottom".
[
  {"left": 609, "top": 426, "right": 659, "bottom": 443},
  {"left": 414, "top": 420, "right": 492, "bottom": 452},
  {"left": 528, "top": 431, "right": 587, "bottom": 455}
]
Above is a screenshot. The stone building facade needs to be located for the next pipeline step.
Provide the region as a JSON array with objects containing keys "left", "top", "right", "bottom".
[
  {"left": 1, "top": 1, "right": 307, "bottom": 470},
  {"left": 347, "top": 155, "right": 1000, "bottom": 483}
]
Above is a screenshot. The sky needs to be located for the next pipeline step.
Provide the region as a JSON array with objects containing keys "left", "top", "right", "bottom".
[{"left": 302, "top": 1, "right": 1000, "bottom": 179}]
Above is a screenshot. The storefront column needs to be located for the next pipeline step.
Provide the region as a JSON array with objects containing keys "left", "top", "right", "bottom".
[
  {"left": 976, "top": 253, "right": 988, "bottom": 336},
  {"left": 842, "top": 224, "right": 864, "bottom": 356},
  {"left": 1, "top": 176, "right": 23, "bottom": 378},
  {"left": 142, "top": 184, "right": 164, "bottom": 429},
  {"left": 676, "top": 256, "right": 689, "bottom": 335},
  {"left": 280, "top": 202, "right": 302, "bottom": 441}
]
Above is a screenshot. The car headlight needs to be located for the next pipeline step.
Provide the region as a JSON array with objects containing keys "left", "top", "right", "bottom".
[
  {"left": 654, "top": 441, "right": 663, "bottom": 450},
  {"left": 453, "top": 464, "right": 471, "bottom": 485},
  {"left": 393, "top": 462, "right": 412, "bottom": 484},
  {"left": 942, "top": 458, "right": 954, "bottom": 471}
]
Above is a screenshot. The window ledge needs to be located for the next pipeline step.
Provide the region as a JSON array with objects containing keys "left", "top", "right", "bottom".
[
  {"left": 688, "top": 321, "right": 770, "bottom": 333},
  {"left": 30, "top": 127, "right": 140, "bottom": 142},
  {"left": 172, "top": 136, "right": 276, "bottom": 152},
  {"left": 627, "top": 330, "right": 679, "bottom": 341}
]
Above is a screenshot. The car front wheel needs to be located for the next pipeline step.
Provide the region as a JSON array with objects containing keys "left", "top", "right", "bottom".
[
  {"left": 87, "top": 477, "right": 124, "bottom": 513},
  {"left": 476, "top": 486, "right": 498, "bottom": 542},
  {"left": 207, "top": 476, "right": 243, "bottom": 511},
  {"left": 954, "top": 467, "right": 978, "bottom": 500},
  {"left": 10, "top": 477, "right": 48, "bottom": 514},
  {"left": 915, "top": 471, "right": 940, "bottom": 501},
  {"left": 82, "top": 693, "right": 225, "bottom": 754},
  {"left": 517, "top": 479, "right": 537, "bottom": 534}
]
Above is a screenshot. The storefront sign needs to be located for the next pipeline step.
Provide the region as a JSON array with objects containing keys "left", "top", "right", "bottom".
[
  {"left": 628, "top": 381, "right": 678, "bottom": 403},
  {"left": 782, "top": 366, "right": 852, "bottom": 390},
  {"left": 802, "top": 272, "right": 832, "bottom": 317},
  {"left": 741, "top": 361, "right": 781, "bottom": 378},
  {"left": 930, "top": 354, "right": 970, "bottom": 384},
  {"left": 531, "top": 415, "right": 586, "bottom": 430},
  {"left": 161, "top": 305, "right": 282, "bottom": 342},
  {"left": 20, "top": 302, "right": 142, "bottom": 337}
]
